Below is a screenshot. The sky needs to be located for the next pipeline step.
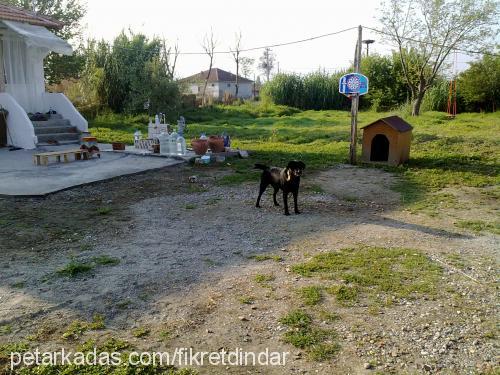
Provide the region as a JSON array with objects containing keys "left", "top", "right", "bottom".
[{"left": 82, "top": 0, "right": 475, "bottom": 79}]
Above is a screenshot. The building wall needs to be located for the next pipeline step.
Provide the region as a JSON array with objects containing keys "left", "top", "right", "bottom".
[
  {"left": 361, "top": 122, "right": 411, "bottom": 166},
  {"left": 184, "top": 81, "right": 253, "bottom": 99}
]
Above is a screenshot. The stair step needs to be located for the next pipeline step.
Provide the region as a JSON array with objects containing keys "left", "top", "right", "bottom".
[
  {"left": 37, "top": 139, "right": 80, "bottom": 146},
  {"left": 36, "top": 133, "right": 81, "bottom": 143},
  {"left": 34, "top": 126, "right": 79, "bottom": 135},
  {"left": 32, "top": 118, "right": 71, "bottom": 127}
]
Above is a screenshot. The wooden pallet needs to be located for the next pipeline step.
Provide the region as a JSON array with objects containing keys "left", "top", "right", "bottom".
[{"left": 33, "top": 149, "right": 89, "bottom": 166}]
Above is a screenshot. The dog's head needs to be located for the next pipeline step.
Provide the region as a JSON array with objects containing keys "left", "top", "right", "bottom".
[{"left": 286, "top": 160, "right": 306, "bottom": 179}]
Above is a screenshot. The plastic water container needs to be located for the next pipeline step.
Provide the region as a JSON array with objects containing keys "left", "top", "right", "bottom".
[
  {"left": 176, "top": 134, "right": 186, "bottom": 155},
  {"left": 158, "top": 132, "right": 170, "bottom": 155},
  {"left": 168, "top": 132, "right": 178, "bottom": 156}
]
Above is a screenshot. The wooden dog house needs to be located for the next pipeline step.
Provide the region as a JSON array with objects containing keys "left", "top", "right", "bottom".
[{"left": 361, "top": 116, "right": 413, "bottom": 166}]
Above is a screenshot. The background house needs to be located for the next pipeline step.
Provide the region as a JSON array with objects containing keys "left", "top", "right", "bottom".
[
  {"left": 0, "top": 4, "right": 87, "bottom": 149},
  {"left": 181, "top": 68, "right": 254, "bottom": 101}
]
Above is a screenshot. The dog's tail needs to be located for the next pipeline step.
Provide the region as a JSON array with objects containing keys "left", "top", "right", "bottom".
[{"left": 254, "top": 163, "right": 269, "bottom": 171}]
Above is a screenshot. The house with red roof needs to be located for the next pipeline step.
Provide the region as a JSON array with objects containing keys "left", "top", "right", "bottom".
[{"left": 181, "top": 68, "right": 254, "bottom": 101}]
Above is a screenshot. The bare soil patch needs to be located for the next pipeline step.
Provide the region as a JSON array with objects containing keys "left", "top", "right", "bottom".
[{"left": 0, "top": 164, "right": 497, "bottom": 374}]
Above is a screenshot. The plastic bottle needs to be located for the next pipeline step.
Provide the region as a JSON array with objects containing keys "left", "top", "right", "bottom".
[
  {"left": 159, "top": 132, "right": 170, "bottom": 155},
  {"left": 155, "top": 114, "right": 160, "bottom": 126},
  {"left": 169, "top": 131, "right": 178, "bottom": 156},
  {"left": 176, "top": 134, "right": 186, "bottom": 155}
]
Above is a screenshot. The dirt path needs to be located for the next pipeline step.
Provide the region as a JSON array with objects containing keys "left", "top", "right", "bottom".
[{"left": 0, "top": 165, "right": 498, "bottom": 374}]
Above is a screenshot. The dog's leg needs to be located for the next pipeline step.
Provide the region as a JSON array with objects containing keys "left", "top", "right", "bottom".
[
  {"left": 273, "top": 186, "right": 280, "bottom": 206},
  {"left": 293, "top": 190, "right": 301, "bottom": 214},
  {"left": 256, "top": 182, "right": 268, "bottom": 208},
  {"left": 283, "top": 191, "right": 290, "bottom": 215}
]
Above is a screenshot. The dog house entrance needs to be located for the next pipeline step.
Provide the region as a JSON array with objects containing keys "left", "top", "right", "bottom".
[{"left": 370, "top": 134, "right": 389, "bottom": 162}]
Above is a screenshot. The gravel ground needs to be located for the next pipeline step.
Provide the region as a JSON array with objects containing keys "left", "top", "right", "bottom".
[{"left": 0, "top": 164, "right": 498, "bottom": 374}]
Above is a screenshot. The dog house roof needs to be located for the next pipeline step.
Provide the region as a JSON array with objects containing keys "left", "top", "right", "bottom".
[{"left": 362, "top": 116, "right": 413, "bottom": 133}]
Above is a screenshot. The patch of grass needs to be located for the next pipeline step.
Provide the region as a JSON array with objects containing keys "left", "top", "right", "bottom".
[
  {"left": 93, "top": 255, "right": 120, "bottom": 266},
  {"left": 298, "top": 286, "right": 323, "bottom": 306},
  {"left": 279, "top": 310, "right": 312, "bottom": 328},
  {"left": 132, "top": 327, "right": 150, "bottom": 338},
  {"left": 238, "top": 296, "right": 255, "bottom": 305},
  {"left": 293, "top": 246, "right": 442, "bottom": 301},
  {"left": 56, "top": 260, "right": 93, "bottom": 277},
  {"left": 10, "top": 281, "right": 25, "bottom": 288},
  {"left": 254, "top": 273, "right": 275, "bottom": 287},
  {"left": 317, "top": 310, "right": 340, "bottom": 323},
  {"left": 249, "top": 254, "right": 283, "bottom": 262},
  {"left": 279, "top": 310, "right": 338, "bottom": 361},
  {"left": 308, "top": 342, "right": 341, "bottom": 361},
  {"left": 159, "top": 330, "right": 171, "bottom": 341},
  {"left": 326, "top": 285, "right": 359, "bottom": 305},
  {"left": 62, "top": 314, "right": 105, "bottom": 340},
  {"left": 0, "top": 324, "right": 12, "bottom": 335},
  {"left": 96, "top": 206, "right": 112, "bottom": 215},
  {"left": 455, "top": 220, "right": 500, "bottom": 235},
  {"left": 184, "top": 203, "right": 197, "bottom": 210}
]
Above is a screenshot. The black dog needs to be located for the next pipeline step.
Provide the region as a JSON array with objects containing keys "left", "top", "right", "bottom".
[{"left": 255, "top": 161, "right": 306, "bottom": 215}]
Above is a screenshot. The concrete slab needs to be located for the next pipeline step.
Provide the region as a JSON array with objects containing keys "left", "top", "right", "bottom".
[{"left": 0, "top": 144, "right": 185, "bottom": 197}]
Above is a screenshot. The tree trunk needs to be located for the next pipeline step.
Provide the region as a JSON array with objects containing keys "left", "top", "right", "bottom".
[
  {"left": 235, "top": 56, "right": 239, "bottom": 99},
  {"left": 411, "top": 83, "right": 426, "bottom": 116}
]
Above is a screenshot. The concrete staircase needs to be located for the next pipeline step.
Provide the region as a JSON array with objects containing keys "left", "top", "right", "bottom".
[{"left": 32, "top": 114, "right": 81, "bottom": 146}]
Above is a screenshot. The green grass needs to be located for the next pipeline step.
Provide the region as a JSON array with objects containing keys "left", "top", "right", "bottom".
[
  {"left": 279, "top": 310, "right": 338, "bottom": 361},
  {"left": 89, "top": 104, "right": 499, "bottom": 211},
  {"left": 298, "top": 286, "right": 323, "bottom": 306},
  {"left": 0, "top": 324, "right": 12, "bottom": 335},
  {"left": 293, "top": 246, "right": 442, "bottom": 301},
  {"left": 249, "top": 254, "right": 283, "bottom": 262},
  {"left": 61, "top": 314, "right": 105, "bottom": 340},
  {"left": 254, "top": 273, "right": 275, "bottom": 287},
  {"left": 454, "top": 220, "right": 500, "bottom": 235},
  {"left": 96, "top": 206, "right": 112, "bottom": 215},
  {"left": 56, "top": 260, "right": 94, "bottom": 277},
  {"left": 93, "top": 255, "right": 120, "bottom": 266},
  {"left": 131, "top": 327, "right": 150, "bottom": 338}
]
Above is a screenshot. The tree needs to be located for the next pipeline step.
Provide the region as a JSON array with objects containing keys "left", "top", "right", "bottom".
[
  {"left": 201, "top": 29, "right": 217, "bottom": 105},
  {"left": 458, "top": 54, "right": 500, "bottom": 112},
  {"left": 231, "top": 32, "right": 242, "bottom": 98},
  {"left": 161, "top": 39, "right": 180, "bottom": 79},
  {"left": 101, "top": 31, "right": 179, "bottom": 114},
  {"left": 258, "top": 47, "right": 275, "bottom": 81},
  {"left": 240, "top": 57, "right": 255, "bottom": 78},
  {"left": 5, "top": 0, "right": 87, "bottom": 84},
  {"left": 380, "top": 0, "right": 498, "bottom": 115}
]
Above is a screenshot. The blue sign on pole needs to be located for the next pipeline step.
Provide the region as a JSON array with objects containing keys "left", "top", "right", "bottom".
[{"left": 339, "top": 73, "right": 369, "bottom": 96}]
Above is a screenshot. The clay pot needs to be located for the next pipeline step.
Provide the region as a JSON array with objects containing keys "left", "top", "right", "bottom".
[
  {"left": 191, "top": 138, "right": 208, "bottom": 155},
  {"left": 112, "top": 142, "right": 125, "bottom": 151},
  {"left": 208, "top": 136, "right": 225, "bottom": 153}
]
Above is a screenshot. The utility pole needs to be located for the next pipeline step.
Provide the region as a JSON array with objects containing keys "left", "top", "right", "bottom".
[{"left": 349, "top": 25, "right": 362, "bottom": 165}]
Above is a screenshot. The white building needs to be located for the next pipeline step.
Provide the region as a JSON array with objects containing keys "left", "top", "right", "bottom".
[
  {"left": 0, "top": 4, "right": 87, "bottom": 149},
  {"left": 181, "top": 68, "right": 254, "bottom": 101}
]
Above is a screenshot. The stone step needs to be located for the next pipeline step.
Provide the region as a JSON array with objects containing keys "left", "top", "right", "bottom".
[
  {"left": 34, "top": 125, "right": 79, "bottom": 135},
  {"left": 32, "top": 118, "right": 71, "bottom": 127},
  {"left": 36, "top": 139, "right": 81, "bottom": 146},
  {"left": 36, "top": 132, "right": 81, "bottom": 143}
]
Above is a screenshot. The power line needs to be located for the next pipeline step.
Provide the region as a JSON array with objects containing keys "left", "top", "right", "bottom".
[
  {"left": 362, "top": 26, "right": 500, "bottom": 57},
  {"left": 95, "top": 26, "right": 358, "bottom": 55}
]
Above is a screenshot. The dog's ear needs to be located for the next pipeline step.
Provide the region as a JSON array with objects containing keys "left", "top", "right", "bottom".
[{"left": 298, "top": 161, "right": 305, "bottom": 170}]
